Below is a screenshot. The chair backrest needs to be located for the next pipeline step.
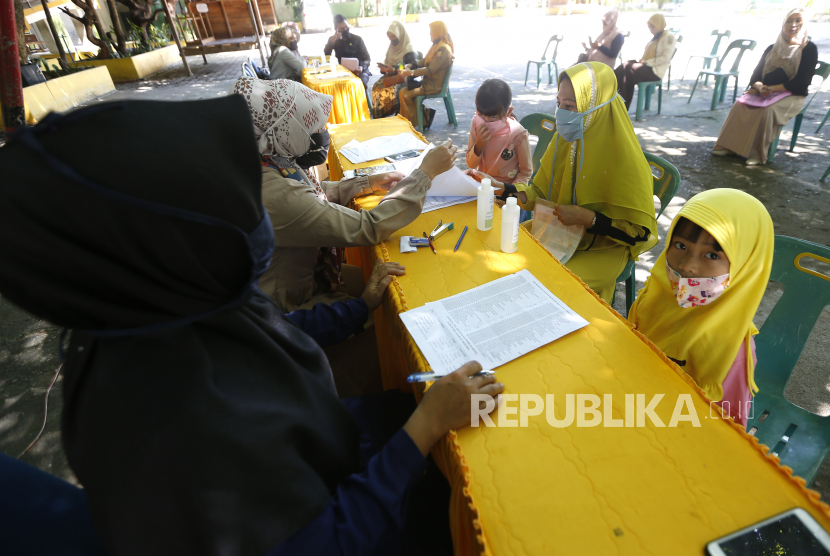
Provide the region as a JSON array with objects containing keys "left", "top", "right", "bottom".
[
  {"left": 709, "top": 29, "right": 731, "bottom": 56},
  {"left": 519, "top": 113, "right": 556, "bottom": 180},
  {"left": 671, "top": 35, "right": 683, "bottom": 61},
  {"left": 803, "top": 60, "right": 830, "bottom": 111},
  {"left": 417, "top": 50, "right": 423, "bottom": 61},
  {"left": 439, "top": 62, "right": 453, "bottom": 95},
  {"left": 241, "top": 61, "right": 256, "bottom": 78},
  {"left": 715, "top": 39, "right": 756, "bottom": 73},
  {"left": 542, "top": 35, "right": 564, "bottom": 61},
  {"left": 642, "top": 152, "right": 680, "bottom": 218},
  {"left": 669, "top": 27, "right": 681, "bottom": 35},
  {"left": 747, "top": 235, "right": 830, "bottom": 484}
]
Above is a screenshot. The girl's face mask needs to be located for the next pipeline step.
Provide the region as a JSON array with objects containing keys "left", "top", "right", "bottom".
[
  {"left": 665, "top": 260, "right": 730, "bottom": 308},
  {"left": 474, "top": 113, "right": 509, "bottom": 136}
]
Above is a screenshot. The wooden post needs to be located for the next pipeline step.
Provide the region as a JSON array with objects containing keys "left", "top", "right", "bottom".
[
  {"left": 245, "top": 0, "right": 266, "bottom": 66},
  {"left": 161, "top": 0, "right": 192, "bottom": 76},
  {"left": 251, "top": 0, "right": 267, "bottom": 54},
  {"left": 219, "top": 1, "right": 232, "bottom": 38}
]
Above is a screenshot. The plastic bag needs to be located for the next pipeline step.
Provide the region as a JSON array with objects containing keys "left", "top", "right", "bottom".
[{"left": 530, "top": 199, "right": 585, "bottom": 265}]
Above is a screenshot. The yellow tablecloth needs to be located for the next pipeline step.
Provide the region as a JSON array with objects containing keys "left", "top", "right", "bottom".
[
  {"left": 347, "top": 197, "right": 830, "bottom": 555},
  {"left": 302, "top": 65, "right": 370, "bottom": 125}
]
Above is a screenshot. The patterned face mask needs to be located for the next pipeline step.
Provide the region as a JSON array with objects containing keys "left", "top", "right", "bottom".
[{"left": 665, "top": 260, "right": 730, "bottom": 308}]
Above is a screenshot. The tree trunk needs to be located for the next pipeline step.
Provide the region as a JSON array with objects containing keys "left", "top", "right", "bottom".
[
  {"left": 14, "top": 0, "right": 27, "bottom": 65},
  {"left": 105, "top": 0, "right": 127, "bottom": 55},
  {"left": 63, "top": 0, "right": 111, "bottom": 59},
  {"left": 40, "top": 0, "right": 70, "bottom": 69}
]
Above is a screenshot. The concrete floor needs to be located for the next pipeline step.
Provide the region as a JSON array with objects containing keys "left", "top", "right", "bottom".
[{"left": 2, "top": 9, "right": 830, "bottom": 503}]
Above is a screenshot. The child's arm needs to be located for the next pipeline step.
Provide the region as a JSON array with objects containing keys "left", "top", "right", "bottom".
[
  {"left": 513, "top": 133, "right": 534, "bottom": 185},
  {"left": 465, "top": 123, "right": 481, "bottom": 170}
]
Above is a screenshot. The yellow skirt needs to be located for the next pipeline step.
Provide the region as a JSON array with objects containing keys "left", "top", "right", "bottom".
[{"left": 565, "top": 245, "right": 630, "bottom": 303}]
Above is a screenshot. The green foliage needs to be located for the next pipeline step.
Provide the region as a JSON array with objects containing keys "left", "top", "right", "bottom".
[
  {"left": 287, "top": 0, "right": 304, "bottom": 21},
  {"left": 125, "top": 20, "right": 171, "bottom": 55}
]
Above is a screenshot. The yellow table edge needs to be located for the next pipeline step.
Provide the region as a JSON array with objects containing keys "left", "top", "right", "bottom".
[{"left": 370, "top": 224, "right": 830, "bottom": 554}]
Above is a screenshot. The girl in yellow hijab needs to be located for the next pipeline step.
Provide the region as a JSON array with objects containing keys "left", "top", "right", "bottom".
[
  {"left": 629, "top": 189, "right": 774, "bottom": 425},
  {"left": 471, "top": 62, "right": 658, "bottom": 302}
]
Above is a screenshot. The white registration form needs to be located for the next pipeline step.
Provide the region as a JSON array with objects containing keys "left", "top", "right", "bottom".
[
  {"left": 399, "top": 270, "right": 589, "bottom": 375},
  {"left": 421, "top": 196, "right": 476, "bottom": 213}
]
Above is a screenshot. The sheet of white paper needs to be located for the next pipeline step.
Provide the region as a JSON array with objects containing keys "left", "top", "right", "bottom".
[
  {"left": 421, "top": 196, "right": 476, "bottom": 213},
  {"left": 339, "top": 133, "right": 428, "bottom": 164},
  {"left": 313, "top": 71, "right": 355, "bottom": 81},
  {"left": 399, "top": 270, "right": 589, "bottom": 375},
  {"left": 340, "top": 57, "right": 359, "bottom": 71},
  {"left": 393, "top": 143, "right": 481, "bottom": 197}
]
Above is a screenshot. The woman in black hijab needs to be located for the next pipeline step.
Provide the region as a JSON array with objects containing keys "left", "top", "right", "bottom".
[{"left": 0, "top": 97, "right": 503, "bottom": 555}]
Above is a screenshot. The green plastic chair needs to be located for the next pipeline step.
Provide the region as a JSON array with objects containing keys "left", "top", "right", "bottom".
[
  {"left": 681, "top": 29, "right": 731, "bottom": 84},
  {"left": 688, "top": 39, "right": 757, "bottom": 110},
  {"left": 614, "top": 152, "right": 681, "bottom": 315},
  {"left": 746, "top": 236, "right": 830, "bottom": 486},
  {"left": 768, "top": 61, "right": 830, "bottom": 161},
  {"left": 415, "top": 62, "right": 458, "bottom": 133},
  {"left": 634, "top": 35, "right": 683, "bottom": 122},
  {"left": 524, "top": 35, "right": 563, "bottom": 89},
  {"left": 518, "top": 113, "right": 556, "bottom": 181},
  {"left": 617, "top": 31, "right": 631, "bottom": 67}
]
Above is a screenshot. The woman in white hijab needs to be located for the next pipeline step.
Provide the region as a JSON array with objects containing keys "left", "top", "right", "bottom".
[
  {"left": 231, "top": 77, "right": 457, "bottom": 312},
  {"left": 578, "top": 10, "right": 624, "bottom": 67},
  {"left": 713, "top": 9, "right": 817, "bottom": 165},
  {"left": 372, "top": 21, "right": 418, "bottom": 118}
]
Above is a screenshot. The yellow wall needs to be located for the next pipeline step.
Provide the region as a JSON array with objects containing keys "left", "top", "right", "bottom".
[{"left": 69, "top": 44, "right": 180, "bottom": 82}]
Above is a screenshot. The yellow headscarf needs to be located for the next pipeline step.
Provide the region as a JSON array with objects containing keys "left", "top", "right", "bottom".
[
  {"left": 628, "top": 189, "right": 775, "bottom": 401},
  {"left": 542, "top": 62, "right": 658, "bottom": 259},
  {"left": 642, "top": 14, "right": 667, "bottom": 61},
  {"left": 424, "top": 21, "right": 454, "bottom": 63}
]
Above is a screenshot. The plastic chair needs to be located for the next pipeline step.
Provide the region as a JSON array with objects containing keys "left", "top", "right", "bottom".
[
  {"left": 617, "top": 31, "right": 631, "bottom": 67},
  {"left": 613, "top": 152, "right": 681, "bottom": 315},
  {"left": 633, "top": 35, "right": 682, "bottom": 122},
  {"left": 415, "top": 63, "right": 458, "bottom": 133},
  {"left": 518, "top": 113, "right": 556, "bottom": 181},
  {"left": 687, "top": 39, "right": 757, "bottom": 110},
  {"left": 241, "top": 61, "right": 256, "bottom": 78},
  {"left": 524, "top": 35, "right": 563, "bottom": 89},
  {"left": 745, "top": 236, "right": 830, "bottom": 486},
  {"left": 681, "top": 30, "right": 731, "bottom": 84},
  {"left": 768, "top": 61, "right": 830, "bottom": 161}
]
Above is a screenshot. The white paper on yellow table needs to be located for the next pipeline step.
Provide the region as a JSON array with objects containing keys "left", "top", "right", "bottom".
[
  {"left": 399, "top": 270, "right": 589, "bottom": 375},
  {"left": 392, "top": 143, "right": 480, "bottom": 213},
  {"left": 339, "top": 133, "right": 428, "bottom": 164}
]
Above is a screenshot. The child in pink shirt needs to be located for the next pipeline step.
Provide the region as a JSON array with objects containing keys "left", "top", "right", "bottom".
[{"left": 465, "top": 79, "right": 533, "bottom": 193}]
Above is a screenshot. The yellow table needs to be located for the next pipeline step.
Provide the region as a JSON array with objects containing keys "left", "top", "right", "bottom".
[
  {"left": 343, "top": 193, "right": 830, "bottom": 554},
  {"left": 302, "top": 65, "right": 371, "bottom": 125}
]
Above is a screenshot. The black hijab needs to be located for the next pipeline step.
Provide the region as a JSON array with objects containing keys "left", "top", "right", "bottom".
[{"left": 0, "top": 98, "right": 361, "bottom": 555}]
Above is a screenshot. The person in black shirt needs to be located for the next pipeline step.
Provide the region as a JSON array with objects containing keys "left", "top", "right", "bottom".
[
  {"left": 713, "top": 8, "right": 817, "bottom": 165},
  {"left": 324, "top": 15, "right": 371, "bottom": 88}
]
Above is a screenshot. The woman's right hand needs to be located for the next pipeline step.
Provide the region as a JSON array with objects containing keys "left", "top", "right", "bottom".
[
  {"left": 403, "top": 362, "right": 504, "bottom": 456},
  {"left": 420, "top": 140, "right": 458, "bottom": 180},
  {"left": 464, "top": 169, "right": 504, "bottom": 196}
]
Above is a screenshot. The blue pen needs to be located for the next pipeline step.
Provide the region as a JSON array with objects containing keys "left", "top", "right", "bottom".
[
  {"left": 453, "top": 226, "right": 468, "bottom": 252},
  {"left": 407, "top": 370, "right": 496, "bottom": 383}
]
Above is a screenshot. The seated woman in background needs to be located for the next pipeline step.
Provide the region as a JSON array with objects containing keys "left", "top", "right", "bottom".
[
  {"left": 267, "top": 25, "right": 303, "bottom": 81},
  {"left": 468, "top": 63, "right": 658, "bottom": 303},
  {"left": 713, "top": 9, "right": 816, "bottom": 165},
  {"left": 372, "top": 21, "right": 418, "bottom": 118},
  {"left": 614, "top": 14, "right": 676, "bottom": 110},
  {"left": 398, "top": 21, "right": 454, "bottom": 129},
  {"left": 0, "top": 97, "right": 504, "bottom": 556},
  {"left": 231, "top": 77, "right": 457, "bottom": 313},
  {"left": 577, "top": 10, "right": 624, "bottom": 68}
]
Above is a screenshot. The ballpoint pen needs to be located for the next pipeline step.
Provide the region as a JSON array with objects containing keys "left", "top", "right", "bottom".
[
  {"left": 407, "top": 370, "right": 496, "bottom": 383},
  {"left": 454, "top": 226, "right": 468, "bottom": 252},
  {"left": 423, "top": 231, "right": 437, "bottom": 254}
]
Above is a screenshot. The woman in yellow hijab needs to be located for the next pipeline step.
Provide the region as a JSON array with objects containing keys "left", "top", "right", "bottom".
[
  {"left": 471, "top": 62, "right": 658, "bottom": 302},
  {"left": 629, "top": 189, "right": 774, "bottom": 425},
  {"left": 399, "top": 21, "right": 454, "bottom": 128},
  {"left": 614, "top": 14, "right": 677, "bottom": 110}
]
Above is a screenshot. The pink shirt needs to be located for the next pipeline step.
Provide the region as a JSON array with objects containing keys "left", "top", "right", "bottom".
[
  {"left": 466, "top": 117, "right": 533, "bottom": 185},
  {"left": 714, "top": 336, "right": 756, "bottom": 427}
]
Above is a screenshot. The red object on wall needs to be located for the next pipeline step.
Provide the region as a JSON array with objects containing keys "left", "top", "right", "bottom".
[{"left": 0, "top": 0, "right": 26, "bottom": 135}]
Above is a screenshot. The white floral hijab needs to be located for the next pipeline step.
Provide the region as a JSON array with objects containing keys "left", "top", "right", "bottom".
[
  {"left": 231, "top": 77, "right": 332, "bottom": 187},
  {"left": 763, "top": 8, "right": 810, "bottom": 80}
]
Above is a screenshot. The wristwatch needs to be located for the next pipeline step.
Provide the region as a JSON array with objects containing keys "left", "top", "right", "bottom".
[{"left": 590, "top": 214, "right": 597, "bottom": 228}]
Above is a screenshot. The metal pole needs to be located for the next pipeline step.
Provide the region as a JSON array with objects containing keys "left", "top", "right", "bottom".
[
  {"left": 245, "top": 0, "right": 266, "bottom": 67},
  {"left": 0, "top": 0, "right": 26, "bottom": 134},
  {"left": 250, "top": 0, "right": 267, "bottom": 55},
  {"left": 161, "top": 0, "right": 192, "bottom": 76}
]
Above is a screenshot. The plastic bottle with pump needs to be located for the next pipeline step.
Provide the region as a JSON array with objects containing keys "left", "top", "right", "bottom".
[
  {"left": 501, "top": 197, "right": 520, "bottom": 253},
  {"left": 477, "top": 178, "right": 494, "bottom": 231}
]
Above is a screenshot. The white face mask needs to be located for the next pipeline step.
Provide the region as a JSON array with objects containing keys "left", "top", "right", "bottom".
[{"left": 665, "top": 260, "right": 730, "bottom": 308}]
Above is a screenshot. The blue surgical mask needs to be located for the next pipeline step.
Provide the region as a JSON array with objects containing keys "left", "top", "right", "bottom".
[{"left": 548, "top": 91, "right": 620, "bottom": 204}]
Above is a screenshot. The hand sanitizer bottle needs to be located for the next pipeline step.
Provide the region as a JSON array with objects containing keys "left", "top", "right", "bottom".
[
  {"left": 477, "top": 178, "right": 494, "bottom": 231},
  {"left": 501, "top": 197, "right": 520, "bottom": 253},
  {"left": 330, "top": 55, "right": 337, "bottom": 73}
]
